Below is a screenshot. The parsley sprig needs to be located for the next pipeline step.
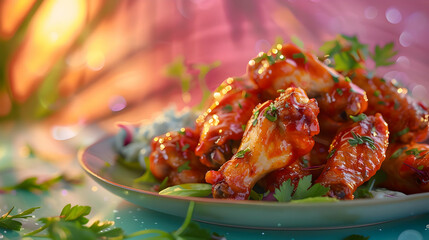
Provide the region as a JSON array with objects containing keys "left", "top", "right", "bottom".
[
  {"left": 0, "top": 207, "right": 39, "bottom": 231},
  {"left": 2, "top": 203, "right": 223, "bottom": 240},
  {"left": 273, "top": 175, "right": 332, "bottom": 203},
  {"left": 348, "top": 131, "right": 376, "bottom": 150},
  {"left": 320, "top": 34, "right": 397, "bottom": 72},
  {"left": 0, "top": 174, "right": 83, "bottom": 193}
]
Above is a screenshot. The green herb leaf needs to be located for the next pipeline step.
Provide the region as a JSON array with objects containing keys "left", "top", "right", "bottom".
[
  {"left": 350, "top": 113, "right": 367, "bottom": 122},
  {"left": 159, "top": 183, "right": 212, "bottom": 197},
  {"left": 223, "top": 104, "right": 233, "bottom": 112},
  {"left": 277, "top": 89, "right": 285, "bottom": 93},
  {"left": 159, "top": 177, "right": 169, "bottom": 191},
  {"left": 348, "top": 131, "right": 376, "bottom": 150},
  {"left": 396, "top": 127, "right": 410, "bottom": 137},
  {"left": 264, "top": 102, "right": 278, "bottom": 122},
  {"left": 274, "top": 179, "right": 293, "bottom": 202},
  {"left": 0, "top": 175, "right": 63, "bottom": 192},
  {"left": 291, "top": 35, "right": 305, "bottom": 49},
  {"left": 236, "top": 148, "right": 251, "bottom": 158},
  {"left": 252, "top": 110, "right": 259, "bottom": 126},
  {"left": 373, "top": 90, "right": 381, "bottom": 97},
  {"left": 274, "top": 175, "right": 330, "bottom": 202},
  {"left": 0, "top": 207, "right": 39, "bottom": 231},
  {"left": 241, "top": 124, "right": 246, "bottom": 132},
  {"left": 290, "top": 197, "right": 338, "bottom": 203},
  {"left": 370, "top": 42, "right": 397, "bottom": 67},
  {"left": 182, "top": 143, "right": 190, "bottom": 151},
  {"left": 336, "top": 88, "right": 344, "bottom": 96},
  {"left": 327, "top": 149, "right": 336, "bottom": 159},
  {"left": 390, "top": 147, "right": 406, "bottom": 159},
  {"left": 292, "top": 175, "right": 330, "bottom": 200},
  {"left": 134, "top": 157, "right": 158, "bottom": 184},
  {"left": 178, "top": 161, "right": 191, "bottom": 173},
  {"left": 292, "top": 52, "right": 308, "bottom": 63},
  {"left": 249, "top": 190, "right": 264, "bottom": 200},
  {"left": 333, "top": 52, "right": 361, "bottom": 71},
  {"left": 405, "top": 148, "right": 424, "bottom": 158}
]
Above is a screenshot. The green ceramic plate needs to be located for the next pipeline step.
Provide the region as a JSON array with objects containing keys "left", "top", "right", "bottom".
[{"left": 79, "top": 137, "right": 429, "bottom": 230}]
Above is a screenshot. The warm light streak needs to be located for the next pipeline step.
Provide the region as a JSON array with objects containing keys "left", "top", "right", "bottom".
[
  {"left": 0, "top": 0, "right": 36, "bottom": 38},
  {"left": 10, "top": 0, "right": 87, "bottom": 102}
]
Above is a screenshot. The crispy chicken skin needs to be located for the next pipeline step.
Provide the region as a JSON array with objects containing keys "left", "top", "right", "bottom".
[
  {"left": 205, "top": 87, "right": 320, "bottom": 199},
  {"left": 247, "top": 43, "right": 367, "bottom": 120},
  {"left": 195, "top": 77, "right": 261, "bottom": 168},
  {"left": 382, "top": 143, "right": 429, "bottom": 194},
  {"left": 149, "top": 128, "right": 209, "bottom": 186},
  {"left": 316, "top": 114, "right": 389, "bottom": 199},
  {"left": 352, "top": 73, "right": 429, "bottom": 143}
]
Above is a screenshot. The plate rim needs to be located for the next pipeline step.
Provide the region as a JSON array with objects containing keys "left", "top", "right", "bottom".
[{"left": 79, "top": 136, "right": 429, "bottom": 209}]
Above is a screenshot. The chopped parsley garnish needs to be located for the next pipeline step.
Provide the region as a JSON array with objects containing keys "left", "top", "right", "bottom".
[
  {"left": 181, "top": 144, "right": 190, "bottom": 151},
  {"left": 277, "top": 89, "right": 285, "bottom": 93},
  {"left": 178, "top": 128, "right": 186, "bottom": 135},
  {"left": 348, "top": 131, "right": 376, "bottom": 150},
  {"left": 327, "top": 149, "right": 336, "bottom": 159},
  {"left": 418, "top": 165, "right": 424, "bottom": 170},
  {"left": 344, "top": 76, "right": 352, "bottom": 83},
  {"left": 336, "top": 88, "right": 344, "bottom": 96},
  {"left": 292, "top": 52, "right": 308, "bottom": 63},
  {"left": 223, "top": 104, "right": 233, "bottom": 112},
  {"left": 242, "top": 91, "right": 250, "bottom": 99},
  {"left": 238, "top": 102, "right": 242, "bottom": 109},
  {"left": 350, "top": 113, "right": 367, "bottom": 122},
  {"left": 331, "top": 73, "right": 340, "bottom": 83},
  {"left": 394, "top": 100, "right": 400, "bottom": 110},
  {"left": 373, "top": 90, "right": 381, "bottom": 97},
  {"left": 241, "top": 124, "right": 246, "bottom": 131},
  {"left": 377, "top": 100, "right": 386, "bottom": 105},
  {"left": 264, "top": 102, "right": 278, "bottom": 122},
  {"left": 396, "top": 127, "right": 410, "bottom": 137},
  {"left": 390, "top": 147, "right": 406, "bottom": 159},
  {"left": 236, "top": 148, "right": 250, "bottom": 158},
  {"left": 252, "top": 110, "right": 259, "bottom": 126},
  {"left": 274, "top": 175, "right": 330, "bottom": 202},
  {"left": 405, "top": 148, "right": 424, "bottom": 158},
  {"left": 178, "top": 161, "right": 191, "bottom": 173}
]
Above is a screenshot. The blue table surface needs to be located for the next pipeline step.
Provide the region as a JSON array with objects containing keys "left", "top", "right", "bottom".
[{"left": 0, "top": 136, "right": 428, "bottom": 240}]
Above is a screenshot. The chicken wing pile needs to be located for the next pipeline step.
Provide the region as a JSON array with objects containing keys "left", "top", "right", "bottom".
[{"left": 148, "top": 42, "right": 429, "bottom": 200}]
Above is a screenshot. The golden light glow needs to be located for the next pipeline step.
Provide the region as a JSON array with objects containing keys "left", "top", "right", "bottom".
[
  {"left": 10, "top": 0, "right": 87, "bottom": 102},
  {"left": 0, "top": 0, "right": 36, "bottom": 38}
]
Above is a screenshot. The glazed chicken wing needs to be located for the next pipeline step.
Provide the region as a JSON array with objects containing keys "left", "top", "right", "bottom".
[
  {"left": 195, "top": 77, "right": 261, "bottom": 168},
  {"left": 316, "top": 113, "right": 389, "bottom": 199},
  {"left": 381, "top": 143, "right": 429, "bottom": 194},
  {"left": 205, "top": 87, "right": 320, "bottom": 199},
  {"left": 247, "top": 43, "right": 368, "bottom": 120},
  {"left": 149, "top": 128, "right": 209, "bottom": 186},
  {"left": 352, "top": 73, "right": 429, "bottom": 143}
]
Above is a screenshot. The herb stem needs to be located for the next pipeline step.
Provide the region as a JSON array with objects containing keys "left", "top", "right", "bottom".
[
  {"left": 174, "top": 201, "right": 195, "bottom": 236},
  {"left": 125, "top": 229, "right": 172, "bottom": 239},
  {"left": 23, "top": 224, "right": 49, "bottom": 237}
]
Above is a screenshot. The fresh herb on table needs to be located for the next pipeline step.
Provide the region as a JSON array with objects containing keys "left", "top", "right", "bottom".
[
  {"left": 0, "top": 207, "right": 39, "bottom": 231},
  {"left": 273, "top": 175, "right": 332, "bottom": 203},
  {"left": 4, "top": 203, "right": 223, "bottom": 239},
  {"left": 0, "top": 174, "right": 83, "bottom": 193}
]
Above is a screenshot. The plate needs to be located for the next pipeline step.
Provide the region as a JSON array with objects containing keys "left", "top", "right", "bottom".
[{"left": 79, "top": 136, "right": 429, "bottom": 230}]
